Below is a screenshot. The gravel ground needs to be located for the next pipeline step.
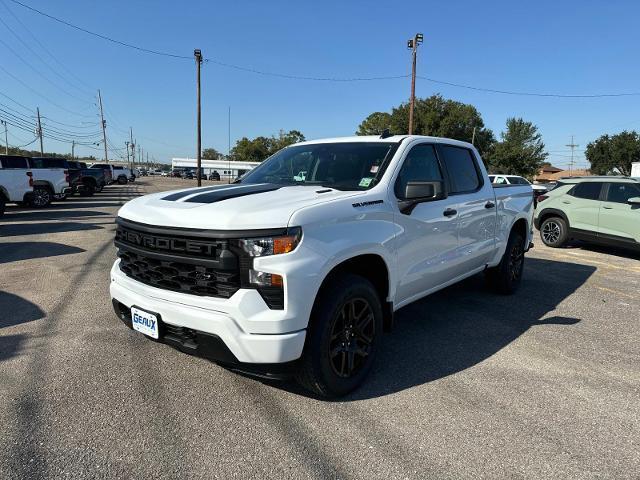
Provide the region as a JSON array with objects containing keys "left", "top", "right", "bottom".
[{"left": 1, "top": 177, "right": 639, "bottom": 479}]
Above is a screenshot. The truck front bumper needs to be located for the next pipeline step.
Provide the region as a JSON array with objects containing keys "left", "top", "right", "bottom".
[{"left": 109, "top": 261, "right": 306, "bottom": 366}]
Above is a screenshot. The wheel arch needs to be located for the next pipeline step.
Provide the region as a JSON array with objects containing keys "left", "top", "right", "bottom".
[
  {"left": 313, "top": 253, "right": 394, "bottom": 332},
  {"left": 537, "top": 208, "right": 570, "bottom": 229},
  {"left": 0, "top": 186, "right": 9, "bottom": 202}
]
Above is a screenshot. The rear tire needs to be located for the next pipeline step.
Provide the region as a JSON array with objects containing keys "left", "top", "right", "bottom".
[
  {"left": 0, "top": 197, "right": 5, "bottom": 217},
  {"left": 80, "top": 182, "right": 95, "bottom": 197},
  {"left": 118, "top": 176, "right": 127, "bottom": 185},
  {"left": 540, "top": 217, "right": 568, "bottom": 248},
  {"left": 295, "top": 274, "right": 383, "bottom": 398},
  {"left": 31, "top": 186, "right": 52, "bottom": 208},
  {"left": 486, "top": 230, "right": 526, "bottom": 295}
]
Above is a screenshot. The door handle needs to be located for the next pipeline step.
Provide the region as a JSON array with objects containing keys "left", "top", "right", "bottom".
[
  {"left": 602, "top": 206, "right": 613, "bottom": 209},
  {"left": 562, "top": 201, "right": 571, "bottom": 204},
  {"left": 443, "top": 208, "right": 457, "bottom": 217},
  {"left": 485, "top": 201, "right": 495, "bottom": 209}
]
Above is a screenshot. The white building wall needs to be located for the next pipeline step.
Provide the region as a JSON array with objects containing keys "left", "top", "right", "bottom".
[{"left": 171, "top": 158, "right": 261, "bottom": 178}]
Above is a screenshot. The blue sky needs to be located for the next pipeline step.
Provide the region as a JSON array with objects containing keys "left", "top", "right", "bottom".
[{"left": 1, "top": 0, "right": 640, "bottom": 168}]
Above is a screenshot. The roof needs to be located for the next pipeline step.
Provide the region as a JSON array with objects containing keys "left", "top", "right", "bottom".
[
  {"left": 293, "top": 135, "right": 475, "bottom": 149},
  {"left": 540, "top": 165, "right": 563, "bottom": 173},
  {"left": 556, "top": 176, "right": 639, "bottom": 184}
]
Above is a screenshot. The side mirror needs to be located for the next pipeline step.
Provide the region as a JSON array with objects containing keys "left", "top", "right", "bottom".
[
  {"left": 399, "top": 180, "right": 446, "bottom": 214},
  {"left": 627, "top": 196, "right": 640, "bottom": 205},
  {"left": 404, "top": 180, "right": 444, "bottom": 201}
]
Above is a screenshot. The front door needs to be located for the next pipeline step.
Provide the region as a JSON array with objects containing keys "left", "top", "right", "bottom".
[
  {"left": 599, "top": 182, "right": 640, "bottom": 245},
  {"left": 393, "top": 143, "right": 460, "bottom": 307}
]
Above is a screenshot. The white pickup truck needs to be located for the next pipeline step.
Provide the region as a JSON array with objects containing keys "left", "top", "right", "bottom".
[
  {"left": 0, "top": 155, "right": 70, "bottom": 207},
  {"left": 110, "top": 135, "right": 534, "bottom": 396},
  {"left": 0, "top": 162, "right": 33, "bottom": 217}
]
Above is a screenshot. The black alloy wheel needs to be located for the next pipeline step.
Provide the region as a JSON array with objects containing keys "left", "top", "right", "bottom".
[
  {"left": 328, "top": 297, "right": 375, "bottom": 378},
  {"left": 31, "top": 186, "right": 52, "bottom": 207}
]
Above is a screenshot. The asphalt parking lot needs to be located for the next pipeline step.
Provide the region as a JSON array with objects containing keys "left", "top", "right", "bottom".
[{"left": 1, "top": 176, "right": 639, "bottom": 479}]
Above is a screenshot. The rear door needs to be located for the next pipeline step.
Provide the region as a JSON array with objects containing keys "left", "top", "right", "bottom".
[
  {"left": 564, "top": 182, "right": 605, "bottom": 233},
  {"left": 436, "top": 144, "right": 497, "bottom": 274},
  {"left": 393, "top": 143, "right": 461, "bottom": 305},
  {"left": 598, "top": 182, "right": 640, "bottom": 244}
]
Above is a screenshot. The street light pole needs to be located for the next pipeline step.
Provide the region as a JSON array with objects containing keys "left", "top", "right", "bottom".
[
  {"left": 194, "top": 49, "right": 203, "bottom": 187},
  {"left": 407, "top": 33, "right": 423, "bottom": 135}
]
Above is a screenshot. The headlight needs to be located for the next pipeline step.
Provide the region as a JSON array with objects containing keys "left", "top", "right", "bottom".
[{"left": 239, "top": 227, "right": 302, "bottom": 257}]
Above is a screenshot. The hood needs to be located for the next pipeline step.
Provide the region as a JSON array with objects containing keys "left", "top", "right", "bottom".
[{"left": 117, "top": 183, "right": 363, "bottom": 230}]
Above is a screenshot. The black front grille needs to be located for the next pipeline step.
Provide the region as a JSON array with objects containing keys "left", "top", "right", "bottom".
[{"left": 115, "top": 220, "right": 240, "bottom": 298}]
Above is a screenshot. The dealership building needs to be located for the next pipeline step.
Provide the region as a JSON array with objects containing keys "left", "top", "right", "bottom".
[{"left": 171, "top": 158, "right": 260, "bottom": 179}]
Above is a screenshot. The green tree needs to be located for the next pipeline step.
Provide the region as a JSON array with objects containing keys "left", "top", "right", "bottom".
[
  {"left": 356, "top": 95, "right": 495, "bottom": 157},
  {"left": 273, "top": 129, "right": 305, "bottom": 151},
  {"left": 356, "top": 112, "right": 392, "bottom": 135},
  {"left": 202, "top": 147, "right": 221, "bottom": 159},
  {"left": 585, "top": 131, "right": 640, "bottom": 176},
  {"left": 487, "top": 117, "right": 547, "bottom": 178},
  {"left": 230, "top": 130, "right": 305, "bottom": 162}
]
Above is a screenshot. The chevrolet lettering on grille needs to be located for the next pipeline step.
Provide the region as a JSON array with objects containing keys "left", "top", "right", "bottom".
[{"left": 116, "top": 228, "right": 217, "bottom": 257}]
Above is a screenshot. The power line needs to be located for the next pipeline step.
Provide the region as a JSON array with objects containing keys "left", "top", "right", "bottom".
[
  {"left": 10, "top": 0, "right": 640, "bottom": 96},
  {"left": 417, "top": 76, "right": 640, "bottom": 98},
  {"left": 0, "top": 64, "right": 95, "bottom": 118},
  {"left": 0, "top": 35, "right": 94, "bottom": 105},
  {"left": 7, "top": 0, "right": 191, "bottom": 59},
  {"left": 0, "top": 0, "right": 95, "bottom": 95},
  {"left": 0, "top": 11, "right": 95, "bottom": 102}
]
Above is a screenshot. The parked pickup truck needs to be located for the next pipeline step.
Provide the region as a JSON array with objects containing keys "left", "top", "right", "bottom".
[
  {"left": 110, "top": 135, "right": 534, "bottom": 396},
  {"left": 0, "top": 155, "right": 70, "bottom": 207},
  {"left": 90, "top": 163, "right": 131, "bottom": 185},
  {"left": 66, "top": 160, "right": 107, "bottom": 196},
  {"left": 0, "top": 162, "right": 33, "bottom": 217}
]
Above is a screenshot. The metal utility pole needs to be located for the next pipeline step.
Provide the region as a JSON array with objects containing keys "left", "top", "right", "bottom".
[
  {"left": 125, "top": 141, "right": 130, "bottom": 164},
  {"left": 36, "top": 107, "right": 44, "bottom": 154},
  {"left": 228, "top": 106, "right": 231, "bottom": 184},
  {"left": 98, "top": 90, "right": 108, "bottom": 162},
  {"left": 129, "top": 127, "right": 135, "bottom": 168},
  {"left": 194, "top": 49, "right": 203, "bottom": 186},
  {"left": 406, "top": 33, "right": 423, "bottom": 135},
  {"left": 566, "top": 135, "right": 579, "bottom": 176},
  {"left": 1, "top": 120, "right": 7, "bottom": 154},
  {"left": 71, "top": 140, "right": 75, "bottom": 160}
]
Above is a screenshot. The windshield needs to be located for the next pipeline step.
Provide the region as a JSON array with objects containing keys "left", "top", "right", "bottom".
[{"left": 239, "top": 142, "right": 398, "bottom": 190}]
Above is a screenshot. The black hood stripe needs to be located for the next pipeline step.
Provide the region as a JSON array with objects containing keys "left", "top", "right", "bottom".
[
  {"left": 162, "top": 184, "right": 239, "bottom": 201},
  {"left": 184, "top": 183, "right": 283, "bottom": 204}
]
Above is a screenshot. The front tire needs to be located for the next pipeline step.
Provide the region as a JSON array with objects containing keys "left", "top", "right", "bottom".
[
  {"left": 31, "top": 186, "right": 52, "bottom": 208},
  {"left": 540, "top": 217, "right": 568, "bottom": 248},
  {"left": 486, "top": 230, "right": 526, "bottom": 295},
  {"left": 0, "top": 197, "right": 5, "bottom": 217},
  {"left": 296, "top": 274, "right": 383, "bottom": 397}
]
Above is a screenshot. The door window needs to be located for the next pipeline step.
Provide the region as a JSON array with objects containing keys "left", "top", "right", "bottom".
[
  {"left": 394, "top": 144, "right": 443, "bottom": 198},
  {"left": 570, "top": 182, "right": 603, "bottom": 200},
  {"left": 439, "top": 146, "right": 481, "bottom": 193},
  {"left": 605, "top": 183, "right": 640, "bottom": 204}
]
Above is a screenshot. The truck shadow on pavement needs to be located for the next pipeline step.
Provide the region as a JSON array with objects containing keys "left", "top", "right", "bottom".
[
  {"left": 273, "top": 257, "right": 596, "bottom": 400},
  {"left": 0, "top": 291, "right": 45, "bottom": 329},
  {"left": 346, "top": 257, "right": 595, "bottom": 400},
  {"left": 0, "top": 242, "right": 85, "bottom": 264}
]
